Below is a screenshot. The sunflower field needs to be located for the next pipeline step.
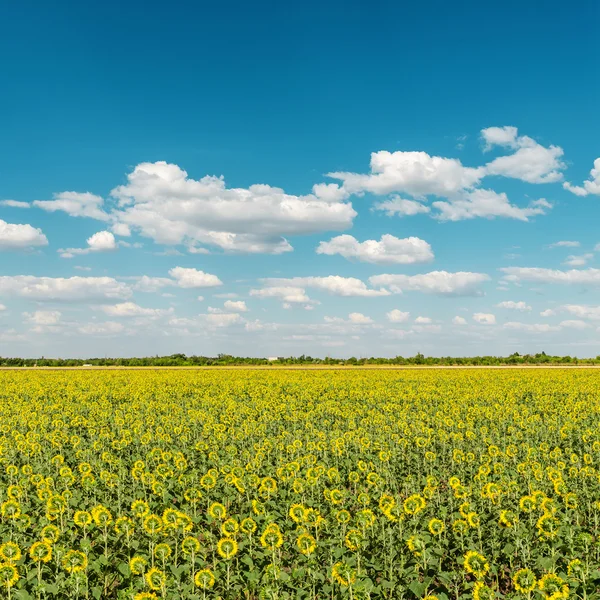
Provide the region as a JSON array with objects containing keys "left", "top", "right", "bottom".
[{"left": 0, "top": 367, "right": 599, "bottom": 600}]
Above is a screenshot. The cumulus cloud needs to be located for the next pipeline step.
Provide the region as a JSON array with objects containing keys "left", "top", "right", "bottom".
[
  {"left": 501, "top": 267, "right": 600, "bottom": 287},
  {"left": 34, "top": 192, "right": 109, "bottom": 221},
  {"left": 386, "top": 309, "right": 410, "bottom": 323},
  {"left": 452, "top": 316, "right": 467, "bottom": 325},
  {"left": 414, "top": 316, "right": 432, "bottom": 324},
  {"left": 250, "top": 286, "right": 314, "bottom": 306},
  {"left": 224, "top": 300, "right": 248, "bottom": 312},
  {"left": 540, "top": 309, "right": 556, "bottom": 317},
  {"left": 563, "top": 158, "right": 600, "bottom": 197},
  {"left": 482, "top": 128, "right": 565, "bottom": 183},
  {"left": 373, "top": 197, "right": 431, "bottom": 217},
  {"left": 59, "top": 230, "right": 117, "bottom": 258},
  {"left": 261, "top": 276, "right": 390, "bottom": 298},
  {"left": 78, "top": 161, "right": 356, "bottom": 254},
  {"left": 0, "top": 275, "right": 130, "bottom": 302},
  {"left": 433, "top": 191, "right": 550, "bottom": 222},
  {"left": 562, "top": 304, "right": 600, "bottom": 321},
  {"left": 563, "top": 254, "right": 593, "bottom": 267},
  {"left": 111, "top": 223, "right": 131, "bottom": 237},
  {"left": 99, "top": 302, "right": 172, "bottom": 318},
  {"left": 328, "top": 150, "right": 484, "bottom": 198},
  {"left": 496, "top": 300, "right": 532, "bottom": 311},
  {"left": 316, "top": 234, "right": 434, "bottom": 264},
  {"left": 168, "top": 267, "right": 223, "bottom": 289},
  {"left": 0, "top": 220, "right": 48, "bottom": 250},
  {"left": 503, "top": 321, "right": 559, "bottom": 333},
  {"left": 348, "top": 312, "right": 373, "bottom": 324},
  {"left": 369, "top": 271, "right": 489, "bottom": 296},
  {"left": 0, "top": 200, "right": 30, "bottom": 208},
  {"left": 24, "top": 310, "right": 62, "bottom": 326},
  {"left": 473, "top": 312, "right": 496, "bottom": 325}
]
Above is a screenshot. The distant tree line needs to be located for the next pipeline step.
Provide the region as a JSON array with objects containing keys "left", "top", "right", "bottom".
[{"left": 0, "top": 352, "right": 599, "bottom": 367}]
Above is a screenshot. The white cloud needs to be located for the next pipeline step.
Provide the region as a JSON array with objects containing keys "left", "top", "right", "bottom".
[
  {"left": 34, "top": 192, "right": 109, "bottom": 221},
  {"left": 262, "top": 276, "right": 390, "bottom": 298},
  {"left": 414, "top": 316, "right": 432, "bottom": 324},
  {"left": 197, "top": 296, "right": 204, "bottom": 302},
  {"left": 0, "top": 220, "right": 48, "bottom": 250},
  {"left": 169, "top": 313, "right": 243, "bottom": 330},
  {"left": 481, "top": 126, "right": 519, "bottom": 151},
  {"left": 563, "top": 158, "right": 600, "bottom": 197},
  {"left": 559, "top": 319, "right": 589, "bottom": 330},
  {"left": 111, "top": 223, "right": 131, "bottom": 237},
  {"left": 548, "top": 240, "right": 580, "bottom": 248},
  {"left": 348, "top": 312, "right": 373, "bottom": 324},
  {"left": 131, "top": 275, "right": 175, "bottom": 292},
  {"left": 562, "top": 304, "right": 600, "bottom": 321},
  {"left": 369, "top": 271, "right": 489, "bottom": 296},
  {"left": 168, "top": 267, "right": 222, "bottom": 289},
  {"left": 473, "top": 312, "right": 496, "bottom": 325},
  {"left": 503, "top": 321, "right": 558, "bottom": 333},
  {"left": 78, "top": 321, "right": 125, "bottom": 335},
  {"left": 452, "top": 316, "right": 467, "bottom": 325},
  {"left": 563, "top": 253, "right": 593, "bottom": 267},
  {"left": 496, "top": 300, "right": 532, "bottom": 311},
  {"left": 250, "top": 286, "right": 314, "bottom": 305},
  {"left": 483, "top": 128, "right": 565, "bottom": 184},
  {"left": 328, "top": 150, "right": 484, "bottom": 197},
  {"left": 24, "top": 310, "right": 62, "bottom": 325},
  {"left": 373, "top": 197, "right": 431, "bottom": 217},
  {"left": 0, "top": 304, "right": 6, "bottom": 311},
  {"left": 59, "top": 230, "right": 117, "bottom": 258},
  {"left": 501, "top": 267, "right": 600, "bottom": 287},
  {"left": 433, "top": 190, "right": 550, "bottom": 222},
  {"left": 0, "top": 200, "right": 30, "bottom": 208},
  {"left": 105, "top": 161, "right": 356, "bottom": 254},
  {"left": 386, "top": 309, "right": 410, "bottom": 323},
  {"left": 223, "top": 300, "right": 248, "bottom": 312},
  {"left": 99, "top": 302, "right": 171, "bottom": 318},
  {"left": 540, "top": 309, "right": 556, "bottom": 317},
  {"left": 0, "top": 275, "right": 130, "bottom": 302},
  {"left": 316, "top": 234, "right": 434, "bottom": 264},
  {"left": 204, "top": 313, "right": 242, "bottom": 327}
]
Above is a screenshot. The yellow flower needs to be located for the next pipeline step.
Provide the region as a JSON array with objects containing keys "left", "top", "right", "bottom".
[
  {"left": 260, "top": 525, "right": 284, "bottom": 550},
  {"left": 154, "top": 543, "right": 172, "bottom": 561},
  {"left": 145, "top": 567, "right": 166, "bottom": 591},
  {"left": 241, "top": 517, "right": 257, "bottom": 534},
  {"left": 403, "top": 494, "right": 426, "bottom": 515},
  {"left": 181, "top": 536, "right": 200, "bottom": 556},
  {"left": 194, "top": 568, "right": 215, "bottom": 589},
  {"left": 538, "top": 573, "right": 569, "bottom": 599},
  {"left": 216, "top": 537, "right": 238, "bottom": 559},
  {"left": 473, "top": 581, "right": 495, "bottom": 600},
  {"left": 208, "top": 502, "right": 227, "bottom": 520},
  {"left": 297, "top": 533, "right": 316, "bottom": 555},
  {"left": 29, "top": 541, "right": 52, "bottom": 563},
  {"left": 289, "top": 503, "right": 306, "bottom": 523},
  {"left": 129, "top": 556, "right": 147, "bottom": 575},
  {"left": 133, "top": 593, "right": 158, "bottom": 600},
  {"left": 513, "top": 568, "right": 537, "bottom": 593},
  {"left": 142, "top": 514, "right": 163, "bottom": 536},
  {"left": 428, "top": 518, "right": 445, "bottom": 535},
  {"left": 222, "top": 518, "right": 239, "bottom": 537},
  {"left": 62, "top": 550, "right": 88, "bottom": 573},
  {"left": 464, "top": 551, "right": 489, "bottom": 579},
  {"left": 0, "top": 564, "right": 19, "bottom": 588},
  {"left": 0, "top": 542, "right": 21, "bottom": 564},
  {"left": 331, "top": 562, "right": 356, "bottom": 586},
  {"left": 74, "top": 510, "right": 92, "bottom": 528}
]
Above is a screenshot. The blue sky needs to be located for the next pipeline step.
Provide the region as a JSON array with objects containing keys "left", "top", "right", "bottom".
[{"left": 1, "top": 0, "right": 599, "bottom": 357}]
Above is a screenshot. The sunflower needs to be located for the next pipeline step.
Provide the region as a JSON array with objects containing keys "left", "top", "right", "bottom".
[
  {"left": 464, "top": 551, "right": 489, "bottom": 580},
  {"left": 403, "top": 494, "right": 426, "bottom": 515},
  {"left": 62, "top": 550, "right": 88, "bottom": 573},
  {"left": 222, "top": 518, "right": 239, "bottom": 537},
  {"left": 345, "top": 529, "right": 362, "bottom": 551},
  {"left": 115, "top": 516, "right": 135, "bottom": 536},
  {"left": 428, "top": 518, "right": 445, "bottom": 535},
  {"left": 538, "top": 573, "right": 569, "bottom": 599},
  {"left": 0, "top": 542, "right": 21, "bottom": 564},
  {"left": 241, "top": 517, "right": 257, "bottom": 534},
  {"left": 154, "top": 543, "right": 172, "bottom": 561},
  {"left": 194, "top": 568, "right": 216, "bottom": 589},
  {"left": 181, "top": 536, "right": 200, "bottom": 556},
  {"left": 142, "top": 514, "right": 163, "bottom": 536},
  {"left": 74, "top": 510, "right": 92, "bottom": 528},
  {"left": 208, "top": 502, "right": 227, "bottom": 521},
  {"left": 297, "top": 532, "right": 316, "bottom": 555},
  {"left": 41, "top": 524, "right": 60, "bottom": 544},
  {"left": 289, "top": 503, "right": 306, "bottom": 524},
  {"left": 129, "top": 555, "right": 147, "bottom": 575},
  {"left": 29, "top": 541, "right": 52, "bottom": 563},
  {"left": 536, "top": 513, "right": 559, "bottom": 540},
  {"left": 133, "top": 593, "right": 158, "bottom": 600},
  {"left": 473, "top": 581, "right": 494, "bottom": 600},
  {"left": 131, "top": 499, "right": 150, "bottom": 519},
  {"left": 513, "top": 568, "right": 537, "bottom": 593},
  {"left": 260, "top": 526, "right": 284, "bottom": 550},
  {"left": 0, "top": 564, "right": 19, "bottom": 588},
  {"left": 91, "top": 505, "right": 113, "bottom": 528},
  {"left": 145, "top": 567, "right": 167, "bottom": 592},
  {"left": 567, "top": 559, "right": 584, "bottom": 578},
  {"left": 331, "top": 562, "right": 356, "bottom": 586},
  {"left": 216, "top": 537, "right": 238, "bottom": 559}
]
